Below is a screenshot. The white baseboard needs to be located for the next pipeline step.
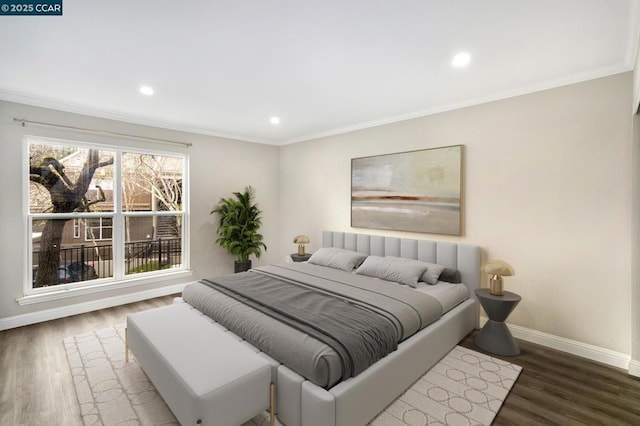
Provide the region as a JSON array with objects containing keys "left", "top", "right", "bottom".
[
  {"left": 0, "top": 283, "right": 187, "bottom": 331},
  {"left": 479, "top": 316, "right": 632, "bottom": 372},
  {"left": 629, "top": 359, "right": 640, "bottom": 378}
]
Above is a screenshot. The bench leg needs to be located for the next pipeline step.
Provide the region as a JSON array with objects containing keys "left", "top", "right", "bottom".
[
  {"left": 270, "top": 383, "right": 276, "bottom": 426},
  {"left": 125, "top": 327, "right": 129, "bottom": 363}
]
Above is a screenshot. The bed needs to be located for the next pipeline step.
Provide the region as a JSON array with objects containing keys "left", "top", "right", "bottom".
[{"left": 182, "top": 231, "right": 480, "bottom": 426}]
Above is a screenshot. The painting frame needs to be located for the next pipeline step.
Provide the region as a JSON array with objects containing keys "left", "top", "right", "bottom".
[{"left": 351, "top": 145, "right": 463, "bottom": 236}]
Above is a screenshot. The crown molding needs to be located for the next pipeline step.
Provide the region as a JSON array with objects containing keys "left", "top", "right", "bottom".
[
  {"left": 1, "top": 63, "right": 633, "bottom": 148},
  {"left": 279, "top": 65, "right": 632, "bottom": 145},
  {"left": 0, "top": 89, "right": 275, "bottom": 145}
]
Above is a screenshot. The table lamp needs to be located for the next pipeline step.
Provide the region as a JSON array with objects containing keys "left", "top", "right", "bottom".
[
  {"left": 481, "top": 259, "right": 515, "bottom": 296},
  {"left": 293, "top": 235, "right": 310, "bottom": 255}
]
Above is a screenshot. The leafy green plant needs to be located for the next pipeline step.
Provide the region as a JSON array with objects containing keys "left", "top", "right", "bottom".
[{"left": 211, "top": 186, "right": 267, "bottom": 263}]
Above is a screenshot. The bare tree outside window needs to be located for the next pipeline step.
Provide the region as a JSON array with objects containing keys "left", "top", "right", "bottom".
[
  {"left": 29, "top": 144, "right": 114, "bottom": 287},
  {"left": 27, "top": 139, "right": 187, "bottom": 291},
  {"left": 122, "top": 153, "right": 183, "bottom": 275}
]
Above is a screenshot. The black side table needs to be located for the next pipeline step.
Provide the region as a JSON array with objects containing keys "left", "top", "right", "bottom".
[
  {"left": 290, "top": 253, "right": 312, "bottom": 262},
  {"left": 474, "top": 288, "right": 521, "bottom": 356}
]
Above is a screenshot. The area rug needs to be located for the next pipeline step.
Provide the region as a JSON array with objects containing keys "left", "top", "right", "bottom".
[{"left": 64, "top": 325, "right": 521, "bottom": 426}]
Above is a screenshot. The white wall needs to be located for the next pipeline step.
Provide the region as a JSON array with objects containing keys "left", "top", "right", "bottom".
[
  {"left": 0, "top": 101, "right": 280, "bottom": 321},
  {"left": 630, "top": 31, "right": 640, "bottom": 377},
  {"left": 0, "top": 73, "right": 634, "bottom": 362},
  {"left": 632, "top": 111, "right": 640, "bottom": 376},
  {"left": 277, "top": 73, "right": 633, "bottom": 356}
]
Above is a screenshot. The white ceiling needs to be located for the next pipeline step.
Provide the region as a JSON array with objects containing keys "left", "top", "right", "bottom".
[{"left": 1, "top": 0, "right": 639, "bottom": 145}]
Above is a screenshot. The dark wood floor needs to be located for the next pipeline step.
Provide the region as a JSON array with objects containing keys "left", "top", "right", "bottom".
[
  {"left": 2, "top": 296, "right": 640, "bottom": 425},
  {"left": 459, "top": 334, "right": 640, "bottom": 425},
  {"left": 0, "top": 295, "right": 178, "bottom": 426}
]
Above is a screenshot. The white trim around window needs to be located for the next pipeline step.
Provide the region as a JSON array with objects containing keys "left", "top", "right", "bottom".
[{"left": 23, "top": 135, "right": 191, "bottom": 300}]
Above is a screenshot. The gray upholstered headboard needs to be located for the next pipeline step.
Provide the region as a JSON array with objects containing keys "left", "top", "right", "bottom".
[{"left": 322, "top": 231, "right": 481, "bottom": 296}]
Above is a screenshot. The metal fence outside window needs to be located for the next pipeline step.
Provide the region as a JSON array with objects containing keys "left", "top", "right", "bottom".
[{"left": 32, "top": 237, "right": 182, "bottom": 286}]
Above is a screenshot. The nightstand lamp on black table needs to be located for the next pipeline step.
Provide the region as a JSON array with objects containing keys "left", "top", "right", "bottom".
[
  {"left": 292, "top": 234, "right": 312, "bottom": 262},
  {"left": 475, "top": 259, "right": 520, "bottom": 356}
]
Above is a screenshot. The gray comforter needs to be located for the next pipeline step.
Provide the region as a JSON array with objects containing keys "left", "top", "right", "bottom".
[
  {"left": 201, "top": 270, "right": 399, "bottom": 381},
  {"left": 182, "top": 263, "right": 443, "bottom": 388}
]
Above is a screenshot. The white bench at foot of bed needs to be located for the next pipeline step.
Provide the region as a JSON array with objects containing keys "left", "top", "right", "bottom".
[{"left": 126, "top": 303, "right": 275, "bottom": 426}]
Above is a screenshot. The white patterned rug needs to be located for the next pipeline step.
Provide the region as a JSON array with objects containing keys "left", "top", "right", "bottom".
[{"left": 64, "top": 325, "right": 521, "bottom": 426}]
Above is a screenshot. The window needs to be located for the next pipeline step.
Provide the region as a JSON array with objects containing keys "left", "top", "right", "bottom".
[
  {"left": 85, "top": 217, "right": 113, "bottom": 241},
  {"left": 73, "top": 218, "right": 80, "bottom": 239},
  {"left": 26, "top": 136, "right": 188, "bottom": 294}
]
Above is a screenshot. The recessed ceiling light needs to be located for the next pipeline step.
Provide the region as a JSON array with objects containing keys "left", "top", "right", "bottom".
[
  {"left": 452, "top": 52, "right": 471, "bottom": 68},
  {"left": 270, "top": 116, "right": 280, "bottom": 125},
  {"left": 139, "top": 85, "right": 154, "bottom": 96}
]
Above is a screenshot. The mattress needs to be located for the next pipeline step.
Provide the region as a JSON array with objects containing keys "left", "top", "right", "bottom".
[
  {"left": 182, "top": 263, "right": 468, "bottom": 389},
  {"left": 415, "top": 281, "right": 469, "bottom": 313}
]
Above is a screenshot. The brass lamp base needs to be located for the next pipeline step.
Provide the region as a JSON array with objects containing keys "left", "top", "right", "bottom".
[
  {"left": 298, "top": 244, "right": 306, "bottom": 256},
  {"left": 489, "top": 275, "right": 504, "bottom": 296}
]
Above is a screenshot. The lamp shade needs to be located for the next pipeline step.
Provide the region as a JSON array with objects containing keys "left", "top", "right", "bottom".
[
  {"left": 293, "top": 235, "right": 310, "bottom": 244},
  {"left": 481, "top": 259, "right": 515, "bottom": 276}
]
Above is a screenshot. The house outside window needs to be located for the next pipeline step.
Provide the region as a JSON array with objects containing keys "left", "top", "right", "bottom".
[
  {"left": 26, "top": 136, "right": 188, "bottom": 294},
  {"left": 85, "top": 217, "right": 113, "bottom": 241}
]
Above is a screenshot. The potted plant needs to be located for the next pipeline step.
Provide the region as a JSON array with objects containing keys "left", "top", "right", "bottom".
[{"left": 211, "top": 186, "right": 267, "bottom": 272}]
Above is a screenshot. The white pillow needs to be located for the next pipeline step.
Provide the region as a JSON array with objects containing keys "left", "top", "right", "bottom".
[
  {"left": 307, "top": 247, "right": 368, "bottom": 272},
  {"left": 355, "top": 256, "right": 429, "bottom": 287},
  {"left": 420, "top": 262, "right": 447, "bottom": 285}
]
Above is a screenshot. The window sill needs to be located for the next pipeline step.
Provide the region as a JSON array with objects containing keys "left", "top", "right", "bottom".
[{"left": 17, "top": 269, "right": 193, "bottom": 306}]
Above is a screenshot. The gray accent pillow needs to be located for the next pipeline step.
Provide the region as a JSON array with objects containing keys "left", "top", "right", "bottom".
[
  {"left": 355, "top": 256, "right": 429, "bottom": 287},
  {"left": 419, "top": 262, "right": 447, "bottom": 285},
  {"left": 439, "top": 268, "right": 462, "bottom": 284},
  {"left": 307, "top": 247, "right": 368, "bottom": 272}
]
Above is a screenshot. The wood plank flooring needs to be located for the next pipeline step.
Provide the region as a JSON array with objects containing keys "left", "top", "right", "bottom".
[
  {"left": 1, "top": 296, "right": 640, "bottom": 425},
  {"left": 0, "top": 295, "right": 177, "bottom": 426},
  {"left": 458, "top": 333, "right": 640, "bottom": 425}
]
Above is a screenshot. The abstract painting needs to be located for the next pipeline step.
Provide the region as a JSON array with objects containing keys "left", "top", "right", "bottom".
[{"left": 351, "top": 145, "right": 462, "bottom": 235}]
